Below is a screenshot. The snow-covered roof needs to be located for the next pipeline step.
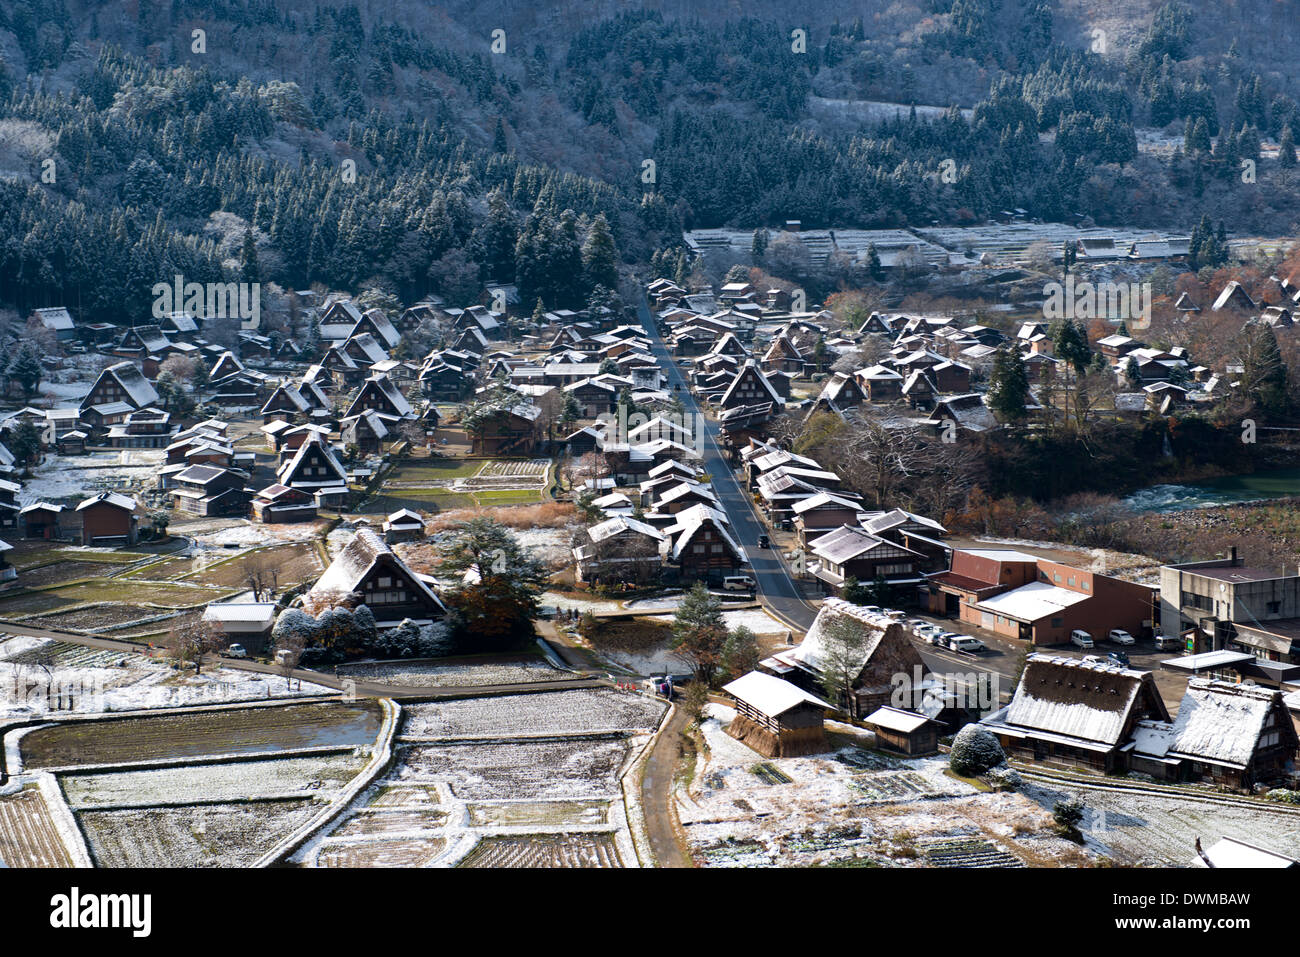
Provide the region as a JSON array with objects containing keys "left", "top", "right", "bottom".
[
  {"left": 384, "top": 508, "right": 424, "bottom": 528},
  {"left": 203, "top": 602, "right": 277, "bottom": 627},
  {"left": 76, "top": 491, "right": 137, "bottom": 512},
  {"left": 1192, "top": 837, "right": 1298, "bottom": 869},
  {"left": 865, "top": 706, "right": 933, "bottom": 733},
  {"left": 792, "top": 598, "right": 902, "bottom": 676},
  {"left": 1002, "top": 654, "right": 1165, "bottom": 747},
  {"left": 33, "top": 306, "right": 74, "bottom": 331},
  {"left": 588, "top": 515, "right": 665, "bottom": 543},
  {"left": 724, "top": 671, "right": 831, "bottom": 717},
  {"left": 1166, "top": 679, "right": 1284, "bottom": 769},
  {"left": 311, "top": 527, "right": 444, "bottom": 613},
  {"left": 972, "top": 581, "right": 1090, "bottom": 623},
  {"left": 97, "top": 362, "right": 159, "bottom": 409}
]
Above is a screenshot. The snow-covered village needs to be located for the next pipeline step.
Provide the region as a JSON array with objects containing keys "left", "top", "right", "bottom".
[{"left": 1, "top": 7, "right": 1300, "bottom": 931}]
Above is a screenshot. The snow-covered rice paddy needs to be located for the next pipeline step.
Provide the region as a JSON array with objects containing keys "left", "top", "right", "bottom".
[
  {"left": 401, "top": 688, "right": 665, "bottom": 737},
  {"left": 336, "top": 657, "right": 563, "bottom": 688},
  {"left": 61, "top": 752, "right": 367, "bottom": 809}
]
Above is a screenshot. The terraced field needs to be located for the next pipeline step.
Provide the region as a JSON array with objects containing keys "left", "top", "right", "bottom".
[
  {"left": 467, "top": 800, "right": 608, "bottom": 828},
  {"left": 402, "top": 688, "right": 665, "bottom": 737},
  {"left": 61, "top": 752, "right": 367, "bottom": 808},
  {"left": 397, "top": 738, "right": 630, "bottom": 800},
  {"left": 2, "top": 640, "right": 144, "bottom": 669},
  {"left": 78, "top": 800, "right": 320, "bottom": 867},
  {"left": 27, "top": 604, "right": 171, "bottom": 632},
  {"left": 0, "top": 784, "right": 75, "bottom": 867},
  {"left": 0, "top": 580, "right": 232, "bottom": 618},
  {"left": 328, "top": 808, "right": 449, "bottom": 837},
  {"left": 459, "top": 833, "right": 622, "bottom": 868},
  {"left": 7, "top": 561, "right": 111, "bottom": 589},
  {"left": 20, "top": 701, "right": 380, "bottom": 769},
  {"left": 337, "top": 656, "right": 561, "bottom": 688},
  {"left": 317, "top": 837, "right": 447, "bottom": 868}
]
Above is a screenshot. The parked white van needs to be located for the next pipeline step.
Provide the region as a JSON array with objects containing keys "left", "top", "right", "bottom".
[
  {"left": 1070, "top": 629, "right": 1094, "bottom": 649},
  {"left": 722, "top": 575, "right": 755, "bottom": 592}
]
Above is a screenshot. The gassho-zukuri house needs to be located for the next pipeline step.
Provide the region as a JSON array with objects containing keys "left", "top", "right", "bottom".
[{"left": 308, "top": 528, "right": 446, "bottom": 627}]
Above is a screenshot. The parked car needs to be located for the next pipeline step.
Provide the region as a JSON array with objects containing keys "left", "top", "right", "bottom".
[
  {"left": 1107, "top": 629, "right": 1135, "bottom": 645},
  {"left": 948, "top": 636, "right": 985, "bottom": 653},
  {"left": 1082, "top": 655, "right": 1106, "bottom": 665},
  {"left": 907, "top": 619, "right": 929, "bottom": 633},
  {"left": 221, "top": 644, "right": 248, "bottom": 659},
  {"left": 1070, "top": 629, "right": 1094, "bottom": 649},
  {"left": 722, "top": 575, "right": 756, "bottom": 592},
  {"left": 1107, "top": 651, "right": 1131, "bottom": 668},
  {"left": 862, "top": 606, "right": 881, "bottom": 615},
  {"left": 758, "top": 534, "right": 770, "bottom": 549},
  {"left": 1154, "top": 634, "right": 1182, "bottom": 651},
  {"left": 935, "top": 631, "right": 960, "bottom": 647},
  {"left": 885, "top": 610, "right": 908, "bottom": 622}
]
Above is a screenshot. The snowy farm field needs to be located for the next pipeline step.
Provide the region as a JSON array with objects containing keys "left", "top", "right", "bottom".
[
  {"left": 18, "top": 450, "right": 165, "bottom": 504},
  {"left": 328, "top": 807, "right": 451, "bottom": 837},
  {"left": 4, "top": 560, "right": 120, "bottom": 590},
  {"left": 78, "top": 800, "right": 321, "bottom": 868},
  {"left": 459, "top": 833, "right": 623, "bottom": 868},
  {"left": 1022, "top": 777, "right": 1300, "bottom": 867},
  {"left": 317, "top": 837, "right": 448, "bottom": 868},
  {"left": 467, "top": 799, "right": 608, "bottom": 828},
  {"left": 682, "top": 705, "right": 1093, "bottom": 868},
  {"left": 0, "top": 579, "right": 236, "bottom": 619},
  {"left": 0, "top": 783, "right": 76, "bottom": 867},
  {"left": 60, "top": 752, "right": 368, "bottom": 809},
  {"left": 18, "top": 701, "right": 380, "bottom": 769},
  {"left": 120, "top": 543, "right": 324, "bottom": 590},
  {"left": 336, "top": 654, "right": 563, "bottom": 688},
  {"left": 0, "top": 635, "right": 336, "bottom": 724},
  {"left": 397, "top": 738, "right": 631, "bottom": 801},
  {"left": 401, "top": 688, "right": 666, "bottom": 737}
]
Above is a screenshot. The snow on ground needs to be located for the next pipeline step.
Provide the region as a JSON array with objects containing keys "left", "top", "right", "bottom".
[
  {"left": 19, "top": 450, "right": 164, "bottom": 504},
  {"left": 61, "top": 752, "right": 365, "bottom": 808},
  {"left": 402, "top": 688, "right": 666, "bottom": 738},
  {"left": 1021, "top": 777, "right": 1300, "bottom": 867},
  {"left": 40, "top": 380, "right": 93, "bottom": 401},
  {"left": 0, "top": 634, "right": 333, "bottom": 723},
  {"left": 681, "top": 704, "right": 1089, "bottom": 867},
  {"left": 623, "top": 593, "right": 684, "bottom": 612},
  {"left": 296, "top": 686, "right": 667, "bottom": 866},
  {"left": 337, "top": 657, "right": 564, "bottom": 688},
  {"left": 183, "top": 518, "right": 326, "bottom": 551},
  {"left": 397, "top": 738, "right": 633, "bottom": 801},
  {"left": 513, "top": 526, "right": 580, "bottom": 568},
  {"left": 540, "top": 592, "right": 622, "bottom": 615}
]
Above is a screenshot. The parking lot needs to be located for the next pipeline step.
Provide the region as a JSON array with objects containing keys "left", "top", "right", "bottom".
[{"left": 885, "top": 607, "right": 1193, "bottom": 711}]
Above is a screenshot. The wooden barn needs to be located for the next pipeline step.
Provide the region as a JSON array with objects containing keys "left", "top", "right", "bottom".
[
  {"left": 864, "top": 706, "right": 940, "bottom": 756},
  {"left": 723, "top": 671, "right": 831, "bottom": 758}
]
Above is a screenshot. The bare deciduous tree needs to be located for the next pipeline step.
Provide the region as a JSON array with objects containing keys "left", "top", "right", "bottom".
[{"left": 168, "top": 618, "right": 227, "bottom": 675}]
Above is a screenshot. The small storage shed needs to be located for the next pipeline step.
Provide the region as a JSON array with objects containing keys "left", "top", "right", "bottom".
[
  {"left": 864, "top": 705, "right": 940, "bottom": 755},
  {"left": 723, "top": 671, "right": 831, "bottom": 758}
]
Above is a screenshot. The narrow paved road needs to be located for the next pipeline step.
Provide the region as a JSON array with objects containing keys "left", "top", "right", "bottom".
[{"left": 638, "top": 296, "right": 818, "bottom": 633}]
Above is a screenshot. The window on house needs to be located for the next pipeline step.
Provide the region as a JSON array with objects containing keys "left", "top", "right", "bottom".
[{"left": 1051, "top": 617, "right": 1063, "bottom": 627}]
